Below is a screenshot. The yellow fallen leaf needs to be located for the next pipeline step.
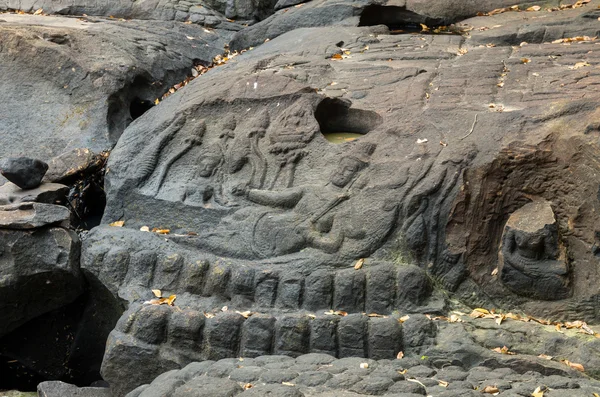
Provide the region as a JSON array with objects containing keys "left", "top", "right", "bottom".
[
  {"left": 538, "top": 354, "right": 553, "bottom": 360},
  {"left": 109, "top": 220, "right": 125, "bottom": 227},
  {"left": 398, "top": 369, "right": 407, "bottom": 375},
  {"left": 152, "top": 228, "right": 170, "bottom": 234},
  {"left": 527, "top": 5, "right": 541, "bottom": 11},
  {"left": 368, "top": 313, "right": 384, "bottom": 317},
  {"left": 152, "top": 289, "right": 162, "bottom": 298},
  {"left": 397, "top": 351, "right": 404, "bottom": 359},
  {"left": 438, "top": 380, "right": 449, "bottom": 387},
  {"left": 569, "top": 61, "right": 591, "bottom": 70},
  {"left": 354, "top": 258, "right": 365, "bottom": 270},
  {"left": 521, "top": 58, "right": 531, "bottom": 64},
  {"left": 399, "top": 315, "right": 410, "bottom": 323},
  {"left": 167, "top": 295, "right": 176, "bottom": 306},
  {"left": 492, "top": 346, "right": 515, "bottom": 355},
  {"left": 33, "top": 8, "right": 43, "bottom": 15},
  {"left": 154, "top": 98, "right": 160, "bottom": 105}
]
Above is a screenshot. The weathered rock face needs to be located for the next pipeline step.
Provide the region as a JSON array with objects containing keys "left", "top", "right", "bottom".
[
  {"left": 88, "top": 1, "right": 600, "bottom": 391},
  {"left": 0, "top": 226, "right": 82, "bottom": 337},
  {"left": 0, "top": 14, "right": 232, "bottom": 185},
  {"left": 229, "top": 0, "right": 554, "bottom": 50}
]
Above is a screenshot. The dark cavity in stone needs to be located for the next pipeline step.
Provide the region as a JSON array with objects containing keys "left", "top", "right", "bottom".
[
  {"left": 315, "top": 98, "right": 382, "bottom": 143},
  {"left": 358, "top": 5, "right": 443, "bottom": 32}
]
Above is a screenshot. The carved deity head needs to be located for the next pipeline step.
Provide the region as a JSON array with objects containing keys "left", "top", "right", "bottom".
[{"left": 330, "top": 142, "right": 376, "bottom": 188}]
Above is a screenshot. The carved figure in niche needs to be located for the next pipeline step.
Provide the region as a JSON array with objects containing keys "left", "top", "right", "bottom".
[
  {"left": 178, "top": 142, "right": 398, "bottom": 260},
  {"left": 499, "top": 200, "right": 570, "bottom": 300},
  {"left": 181, "top": 143, "right": 224, "bottom": 206},
  {"left": 266, "top": 101, "right": 319, "bottom": 189}
]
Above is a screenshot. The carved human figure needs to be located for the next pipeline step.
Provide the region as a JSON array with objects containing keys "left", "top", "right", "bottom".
[
  {"left": 499, "top": 200, "right": 570, "bottom": 300},
  {"left": 177, "top": 142, "right": 398, "bottom": 260}
]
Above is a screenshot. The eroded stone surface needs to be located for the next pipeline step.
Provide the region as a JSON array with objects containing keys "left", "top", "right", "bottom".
[
  {"left": 0, "top": 202, "right": 70, "bottom": 229},
  {"left": 124, "top": 351, "right": 600, "bottom": 397},
  {"left": 0, "top": 13, "right": 231, "bottom": 185},
  {"left": 0, "top": 226, "right": 82, "bottom": 337}
]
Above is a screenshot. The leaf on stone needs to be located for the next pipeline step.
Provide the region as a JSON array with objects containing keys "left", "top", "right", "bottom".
[
  {"left": 398, "top": 369, "right": 408, "bottom": 375},
  {"left": 568, "top": 61, "right": 591, "bottom": 70},
  {"left": 492, "top": 346, "right": 515, "bottom": 355},
  {"left": 331, "top": 53, "right": 343, "bottom": 60},
  {"left": 482, "top": 385, "right": 500, "bottom": 394},
  {"left": 152, "top": 228, "right": 170, "bottom": 234},
  {"left": 221, "top": 306, "right": 228, "bottom": 312},
  {"left": 243, "top": 383, "right": 253, "bottom": 390},
  {"left": 236, "top": 310, "right": 254, "bottom": 318},
  {"left": 152, "top": 289, "right": 162, "bottom": 298},
  {"left": 538, "top": 354, "right": 553, "bottom": 360},
  {"left": 306, "top": 314, "right": 316, "bottom": 319},
  {"left": 527, "top": 6, "right": 541, "bottom": 11},
  {"left": 166, "top": 295, "right": 176, "bottom": 305},
  {"left": 561, "top": 360, "right": 585, "bottom": 372},
  {"left": 204, "top": 312, "right": 215, "bottom": 318},
  {"left": 521, "top": 58, "right": 531, "bottom": 64},
  {"left": 470, "top": 308, "right": 489, "bottom": 318},
  {"left": 491, "top": 267, "right": 498, "bottom": 276},
  {"left": 449, "top": 314, "right": 462, "bottom": 323},
  {"left": 282, "top": 382, "right": 296, "bottom": 386},
  {"left": 109, "top": 220, "right": 125, "bottom": 227},
  {"left": 495, "top": 315, "right": 505, "bottom": 325},
  {"left": 140, "top": 226, "right": 150, "bottom": 232},
  {"left": 531, "top": 386, "right": 545, "bottom": 397},
  {"left": 397, "top": 351, "right": 404, "bottom": 359},
  {"left": 33, "top": 8, "right": 44, "bottom": 15},
  {"left": 399, "top": 315, "right": 410, "bottom": 323},
  {"left": 438, "top": 380, "right": 449, "bottom": 387},
  {"left": 359, "top": 363, "right": 369, "bottom": 369},
  {"left": 354, "top": 258, "right": 365, "bottom": 270},
  {"left": 368, "top": 313, "right": 384, "bottom": 317}
]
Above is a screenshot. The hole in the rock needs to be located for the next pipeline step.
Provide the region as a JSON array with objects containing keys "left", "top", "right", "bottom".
[
  {"left": 315, "top": 98, "right": 383, "bottom": 144},
  {"left": 66, "top": 153, "right": 108, "bottom": 230},
  {"left": 106, "top": 75, "right": 155, "bottom": 144},
  {"left": 0, "top": 294, "right": 103, "bottom": 391},
  {"left": 130, "top": 97, "right": 155, "bottom": 121},
  {"left": 359, "top": 5, "right": 443, "bottom": 32}
]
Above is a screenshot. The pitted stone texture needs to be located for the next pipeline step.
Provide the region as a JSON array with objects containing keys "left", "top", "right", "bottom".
[{"left": 125, "top": 352, "right": 600, "bottom": 397}]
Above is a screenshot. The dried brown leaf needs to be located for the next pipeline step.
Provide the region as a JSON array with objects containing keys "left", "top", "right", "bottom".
[{"left": 482, "top": 385, "right": 500, "bottom": 394}]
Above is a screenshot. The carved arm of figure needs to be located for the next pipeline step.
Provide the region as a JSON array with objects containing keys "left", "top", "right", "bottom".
[
  {"left": 306, "top": 225, "right": 345, "bottom": 253},
  {"left": 246, "top": 187, "right": 305, "bottom": 208}
]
